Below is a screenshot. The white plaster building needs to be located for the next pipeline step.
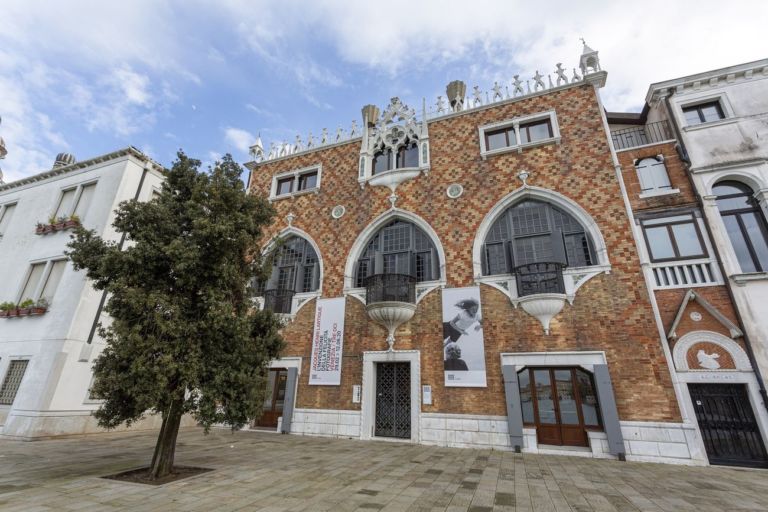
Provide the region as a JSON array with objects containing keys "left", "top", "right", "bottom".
[
  {"left": 645, "top": 60, "right": 768, "bottom": 379},
  {"left": 0, "top": 148, "right": 164, "bottom": 439}
]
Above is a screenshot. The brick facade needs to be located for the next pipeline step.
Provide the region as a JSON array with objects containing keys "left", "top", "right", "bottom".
[{"left": 249, "top": 82, "right": 682, "bottom": 424}]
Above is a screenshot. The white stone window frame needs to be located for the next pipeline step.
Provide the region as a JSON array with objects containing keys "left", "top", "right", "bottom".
[
  {"left": 269, "top": 165, "right": 322, "bottom": 202},
  {"left": 15, "top": 256, "right": 68, "bottom": 305},
  {"left": 342, "top": 208, "right": 447, "bottom": 305},
  {"left": 52, "top": 179, "right": 98, "bottom": 221},
  {"left": 634, "top": 155, "right": 681, "bottom": 199},
  {"left": 676, "top": 92, "right": 737, "bottom": 132},
  {"left": 0, "top": 200, "right": 18, "bottom": 240},
  {"left": 478, "top": 110, "right": 561, "bottom": 160}
]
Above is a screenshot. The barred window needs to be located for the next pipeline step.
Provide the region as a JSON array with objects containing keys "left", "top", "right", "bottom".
[
  {"left": 0, "top": 360, "right": 29, "bottom": 405},
  {"left": 481, "top": 200, "right": 596, "bottom": 275},
  {"left": 355, "top": 220, "right": 440, "bottom": 287}
]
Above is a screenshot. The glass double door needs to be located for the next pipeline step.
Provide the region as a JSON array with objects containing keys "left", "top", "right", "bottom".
[
  {"left": 256, "top": 368, "right": 288, "bottom": 428},
  {"left": 519, "top": 367, "right": 601, "bottom": 447}
]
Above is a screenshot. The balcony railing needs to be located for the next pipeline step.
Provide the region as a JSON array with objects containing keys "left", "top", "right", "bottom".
[
  {"left": 610, "top": 120, "right": 674, "bottom": 150},
  {"left": 263, "top": 288, "right": 295, "bottom": 314},
  {"left": 651, "top": 259, "right": 719, "bottom": 289},
  {"left": 514, "top": 262, "right": 566, "bottom": 297},
  {"left": 364, "top": 273, "right": 416, "bottom": 305}
]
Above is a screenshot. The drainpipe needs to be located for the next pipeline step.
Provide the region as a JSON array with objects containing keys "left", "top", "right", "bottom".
[
  {"left": 590, "top": 80, "right": 693, "bottom": 425},
  {"left": 85, "top": 164, "right": 150, "bottom": 345},
  {"left": 663, "top": 90, "right": 768, "bottom": 411}
]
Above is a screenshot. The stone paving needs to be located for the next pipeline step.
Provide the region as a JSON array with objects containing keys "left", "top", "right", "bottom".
[{"left": 0, "top": 428, "right": 767, "bottom": 511}]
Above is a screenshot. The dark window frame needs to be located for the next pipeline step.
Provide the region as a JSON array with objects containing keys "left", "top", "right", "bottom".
[
  {"left": 263, "top": 236, "right": 321, "bottom": 294},
  {"left": 372, "top": 137, "right": 420, "bottom": 175},
  {"left": 714, "top": 181, "right": 768, "bottom": 273},
  {"left": 682, "top": 100, "right": 725, "bottom": 125},
  {"left": 519, "top": 118, "right": 554, "bottom": 144},
  {"left": 484, "top": 126, "right": 516, "bottom": 152},
  {"left": 275, "top": 177, "right": 294, "bottom": 196},
  {"left": 297, "top": 170, "right": 318, "bottom": 191},
  {"left": 640, "top": 214, "right": 708, "bottom": 263}
]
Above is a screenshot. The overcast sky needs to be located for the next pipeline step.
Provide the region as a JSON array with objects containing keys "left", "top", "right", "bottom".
[{"left": 1, "top": 0, "right": 765, "bottom": 182}]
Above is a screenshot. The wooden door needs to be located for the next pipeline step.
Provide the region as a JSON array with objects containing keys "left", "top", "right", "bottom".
[
  {"left": 530, "top": 367, "right": 590, "bottom": 447},
  {"left": 256, "top": 368, "right": 288, "bottom": 428}
]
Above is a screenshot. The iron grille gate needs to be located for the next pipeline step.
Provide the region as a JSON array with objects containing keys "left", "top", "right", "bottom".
[
  {"left": 689, "top": 383, "right": 768, "bottom": 468},
  {"left": 375, "top": 362, "right": 411, "bottom": 439}
]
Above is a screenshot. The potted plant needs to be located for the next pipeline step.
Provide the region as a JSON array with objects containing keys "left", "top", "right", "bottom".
[
  {"left": 54, "top": 216, "right": 68, "bottom": 231},
  {"left": 44, "top": 214, "right": 57, "bottom": 233},
  {"left": 0, "top": 301, "right": 15, "bottom": 318},
  {"left": 64, "top": 214, "right": 81, "bottom": 229},
  {"left": 18, "top": 298, "right": 35, "bottom": 316},
  {"left": 35, "top": 222, "right": 46, "bottom": 235},
  {"left": 30, "top": 298, "right": 49, "bottom": 315}
]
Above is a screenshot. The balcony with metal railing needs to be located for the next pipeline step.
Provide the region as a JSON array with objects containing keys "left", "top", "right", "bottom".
[
  {"left": 514, "top": 262, "right": 566, "bottom": 297},
  {"left": 610, "top": 120, "right": 674, "bottom": 151},
  {"left": 363, "top": 273, "right": 417, "bottom": 351},
  {"left": 263, "top": 288, "right": 295, "bottom": 314}
]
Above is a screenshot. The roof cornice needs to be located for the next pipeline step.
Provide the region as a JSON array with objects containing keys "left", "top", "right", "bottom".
[{"left": 0, "top": 146, "right": 165, "bottom": 193}]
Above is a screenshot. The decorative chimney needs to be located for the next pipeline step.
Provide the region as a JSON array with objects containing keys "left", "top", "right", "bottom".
[
  {"left": 579, "top": 39, "right": 601, "bottom": 76},
  {"left": 361, "top": 104, "right": 380, "bottom": 128},
  {"left": 53, "top": 153, "right": 76, "bottom": 169},
  {"left": 446, "top": 80, "right": 467, "bottom": 109}
]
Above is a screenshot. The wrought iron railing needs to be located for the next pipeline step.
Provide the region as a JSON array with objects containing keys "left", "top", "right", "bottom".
[
  {"left": 610, "top": 120, "right": 674, "bottom": 150},
  {"left": 364, "top": 273, "right": 416, "bottom": 305},
  {"left": 263, "top": 288, "right": 295, "bottom": 314},
  {"left": 514, "top": 262, "right": 566, "bottom": 297}
]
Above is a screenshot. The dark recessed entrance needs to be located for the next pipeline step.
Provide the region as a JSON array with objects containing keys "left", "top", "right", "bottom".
[
  {"left": 689, "top": 383, "right": 768, "bottom": 468},
  {"left": 255, "top": 368, "right": 288, "bottom": 429},
  {"left": 375, "top": 362, "right": 411, "bottom": 439},
  {"left": 519, "top": 367, "right": 602, "bottom": 447}
]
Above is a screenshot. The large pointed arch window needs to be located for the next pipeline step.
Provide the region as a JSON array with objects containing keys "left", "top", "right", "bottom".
[
  {"left": 262, "top": 236, "right": 320, "bottom": 313},
  {"left": 714, "top": 181, "right": 768, "bottom": 273},
  {"left": 355, "top": 220, "right": 440, "bottom": 287},
  {"left": 481, "top": 200, "right": 595, "bottom": 276}
]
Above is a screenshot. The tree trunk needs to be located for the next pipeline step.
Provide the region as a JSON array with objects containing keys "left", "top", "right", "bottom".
[{"left": 149, "top": 398, "right": 184, "bottom": 480}]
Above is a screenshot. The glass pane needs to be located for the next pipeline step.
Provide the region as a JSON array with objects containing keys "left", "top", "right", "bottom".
[
  {"left": 54, "top": 188, "right": 77, "bottom": 218},
  {"left": 0, "top": 204, "right": 16, "bottom": 234},
  {"left": 415, "top": 252, "right": 431, "bottom": 281},
  {"left": 576, "top": 370, "right": 600, "bottom": 426},
  {"left": 298, "top": 172, "right": 317, "bottom": 190},
  {"left": 382, "top": 223, "right": 411, "bottom": 252},
  {"left": 509, "top": 201, "right": 550, "bottom": 236},
  {"left": 486, "top": 130, "right": 507, "bottom": 151},
  {"left": 716, "top": 195, "right": 752, "bottom": 212},
  {"left": 741, "top": 212, "right": 768, "bottom": 271},
  {"left": 401, "top": 144, "right": 419, "bottom": 168},
  {"left": 555, "top": 370, "right": 579, "bottom": 425},
  {"left": 564, "top": 233, "right": 591, "bottom": 267},
  {"left": 373, "top": 150, "right": 392, "bottom": 174},
  {"left": 723, "top": 215, "right": 757, "bottom": 273},
  {"left": 263, "top": 371, "right": 277, "bottom": 410},
  {"left": 514, "top": 235, "right": 552, "bottom": 265},
  {"left": 20, "top": 263, "right": 46, "bottom": 302},
  {"left": 276, "top": 178, "right": 293, "bottom": 195},
  {"left": 533, "top": 370, "right": 555, "bottom": 424},
  {"left": 683, "top": 108, "right": 702, "bottom": 125},
  {"left": 277, "top": 267, "right": 296, "bottom": 290},
  {"left": 521, "top": 120, "right": 552, "bottom": 143},
  {"left": 486, "top": 216, "right": 510, "bottom": 242},
  {"left": 40, "top": 260, "right": 66, "bottom": 303},
  {"left": 701, "top": 104, "right": 723, "bottom": 122},
  {"left": 518, "top": 370, "right": 534, "bottom": 424},
  {"left": 645, "top": 226, "right": 675, "bottom": 260},
  {"left": 485, "top": 243, "right": 507, "bottom": 275},
  {"left": 73, "top": 183, "right": 96, "bottom": 219},
  {"left": 671, "top": 223, "right": 704, "bottom": 257},
  {"left": 714, "top": 181, "right": 752, "bottom": 197}
]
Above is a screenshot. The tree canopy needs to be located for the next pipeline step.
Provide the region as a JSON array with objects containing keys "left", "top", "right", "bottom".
[{"left": 67, "top": 152, "right": 283, "bottom": 478}]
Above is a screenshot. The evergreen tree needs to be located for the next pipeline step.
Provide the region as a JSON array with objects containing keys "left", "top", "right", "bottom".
[{"left": 67, "top": 152, "right": 283, "bottom": 479}]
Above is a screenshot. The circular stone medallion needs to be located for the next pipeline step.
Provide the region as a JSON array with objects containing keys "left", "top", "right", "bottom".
[
  {"left": 690, "top": 311, "right": 702, "bottom": 322},
  {"left": 331, "top": 205, "right": 346, "bottom": 219},
  {"left": 446, "top": 183, "right": 464, "bottom": 199}
]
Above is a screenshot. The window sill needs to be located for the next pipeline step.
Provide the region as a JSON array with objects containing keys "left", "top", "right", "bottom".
[
  {"left": 269, "top": 188, "right": 320, "bottom": 202},
  {"left": 730, "top": 271, "right": 768, "bottom": 286},
  {"left": 361, "top": 166, "right": 428, "bottom": 189},
  {"left": 682, "top": 117, "right": 738, "bottom": 132},
  {"left": 638, "top": 188, "right": 680, "bottom": 199},
  {"left": 480, "top": 137, "right": 561, "bottom": 160}
]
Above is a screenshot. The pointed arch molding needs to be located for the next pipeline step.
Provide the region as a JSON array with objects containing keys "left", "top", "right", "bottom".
[
  {"left": 343, "top": 208, "right": 447, "bottom": 301},
  {"left": 673, "top": 330, "right": 752, "bottom": 372},
  {"left": 472, "top": 185, "right": 611, "bottom": 303}
]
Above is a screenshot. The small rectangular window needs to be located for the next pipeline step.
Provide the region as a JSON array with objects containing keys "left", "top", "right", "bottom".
[
  {"left": 0, "top": 360, "right": 29, "bottom": 405},
  {"left": 73, "top": 183, "right": 96, "bottom": 219},
  {"left": 19, "top": 263, "right": 46, "bottom": 303},
  {"left": 297, "top": 171, "right": 318, "bottom": 191},
  {"left": 485, "top": 127, "right": 515, "bottom": 151},
  {"left": 40, "top": 260, "right": 67, "bottom": 302},
  {"left": 520, "top": 119, "right": 553, "bottom": 144},
  {"left": 54, "top": 188, "right": 77, "bottom": 218},
  {"left": 642, "top": 215, "right": 706, "bottom": 262},
  {"left": 276, "top": 177, "right": 294, "bottom": 196},
  {"left": 682, "top": 101, "right": 725, "bottom": 125}
]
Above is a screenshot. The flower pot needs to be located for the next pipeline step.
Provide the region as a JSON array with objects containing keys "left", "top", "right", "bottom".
[
  {"left": 18, "top": 308, "right": 31, "bottom": 316},
  {"left": 0, "top": 311, "right": 9, "bottom": 318},
  {"left": 36, "top": 226, "right": 45, "bottom": 235},
  {"left": 63, "top": 220, "right": 80, "bottom": 229},
  {"left": 54, "top": 222, "right": 66, "bottom": 231},
  {"left": 43, "top": 224, "right": 54, "bottom": 234},
  {"left": 29, "top": 307, "right": 47, "bottom": 315},
  {"left": 7, "top": 309, "right": 20, "bottom": 317}
]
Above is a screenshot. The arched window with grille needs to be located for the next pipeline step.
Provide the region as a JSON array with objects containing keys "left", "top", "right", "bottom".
[
  {"left": 355, "top": 219, "right": 440, "bottom": 287},
  {"left": 481, "top": 199, "right": 595, "bottom": 276},
  {"left": 713, "top": 180, "right": 768, "bottom": 273},
  {"left": 262, "top": 236, "right": 320, "bottom": 313},
  {"left": 372, "top": 138, "right": 419, "bottom": 175}
]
